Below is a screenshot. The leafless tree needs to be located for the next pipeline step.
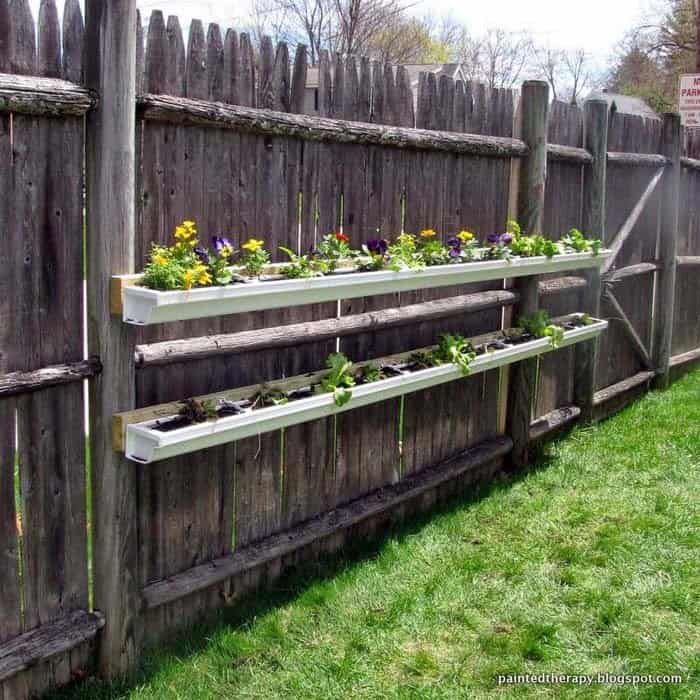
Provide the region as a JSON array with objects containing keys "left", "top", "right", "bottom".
[
  {"left": 330, "top": 0, "right": 419, "bottom": 57},
  {"left": 563, "top": 48, "right": 594, "bottom": 104},
  {"left": 246, "top": 0, "right": 293, "bottom": 46},
  {"left": 242, "top": 0, "right": 422, "bottom": 64},
  {"left": 534, "top": 46, "right": 564, "bottom": 101},
  {"left": 453, "top": 29, "right": 533, "bottom": 89}
]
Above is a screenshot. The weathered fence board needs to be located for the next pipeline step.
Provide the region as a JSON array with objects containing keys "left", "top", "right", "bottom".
[
  {"left": 596, "top": 114, "right": 662, "bottom": 391},
  {"left": 537, "top": 100, "right": 585, "bottom": 418},
  {"left": 0, "top": 2, "right": 91, "bottom": 696},
  {"left": 673, "top": 148, "right": 700, "bottom": 361}
]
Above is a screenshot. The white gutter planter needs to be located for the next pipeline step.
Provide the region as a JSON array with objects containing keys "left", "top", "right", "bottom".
[
  {"left": 123, "top": 317, "right": 608, "bottom": 464},
  {"left": 119, "top": 250, "right": 611, "bottom": 325}
]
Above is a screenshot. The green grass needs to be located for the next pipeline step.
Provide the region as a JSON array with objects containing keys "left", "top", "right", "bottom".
[{"left": 51, "top": 369, "right": 700, "bottom": 699}]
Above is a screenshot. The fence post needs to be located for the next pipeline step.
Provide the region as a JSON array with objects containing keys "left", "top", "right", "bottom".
[
  {"left": 654, "top": 113, "right": 682, "bottom": 389},
  {"left": 576, "top": 99, "right": 609, "bottom": 420},
  {"left": 506, "top": 80, "right": 549, "bottom": 469},
  {"left": 85, "top": 0, "right": 140, "bottom": 677}
]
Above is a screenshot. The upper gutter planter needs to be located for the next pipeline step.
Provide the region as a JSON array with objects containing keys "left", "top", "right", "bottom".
[
  {"left": 117, "top": 315, "right": 608, "bottom": 464},
  {"left": 116, "top": 251, "right": 611, "bottom": 325}
]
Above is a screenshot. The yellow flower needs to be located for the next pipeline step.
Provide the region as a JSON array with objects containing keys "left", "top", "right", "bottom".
[
  {"left": 174, "top": 220, "right": 198, "bottom": 244},
  {"left": 242, "top": 238, "right": 265, "bottom": 252},
  {"left": 220, "top": 244, "right": 233, "bottom": 258},
  {"left": 457, "top": 230, "right": 474, "bottom": 242},
  {"left": 419, "top": 229, "right": 437, "bottom": 238},
  {"left": 197, "top": 269, "right": 212, "bottom": 286},
  {"left": 153, "top": 252, "right": 168, "bottom": 266},
  {"left": 182, "top": 269, "right": 196, "bottom": 290}
]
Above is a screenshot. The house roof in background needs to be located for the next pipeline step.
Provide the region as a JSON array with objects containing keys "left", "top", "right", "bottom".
[{"left": 587, "top": 91, "right": 660, "bottom": 120}]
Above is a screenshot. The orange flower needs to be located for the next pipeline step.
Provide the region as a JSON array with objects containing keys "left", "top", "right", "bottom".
[{"left": 335, "top": 232, "right": 349, "bottom": 243}]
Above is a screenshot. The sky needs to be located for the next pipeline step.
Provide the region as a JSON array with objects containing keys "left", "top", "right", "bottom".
[
  {"left": 133, "top": 0, "right": 656, "bottom": 61},
  {"left": 29, "top": 0, "right": 657, "bottom": 63}
]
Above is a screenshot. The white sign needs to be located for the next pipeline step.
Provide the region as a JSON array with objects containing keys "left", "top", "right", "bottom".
[{"left": 680, "top": 74, "right": 700, "bottom": 128}]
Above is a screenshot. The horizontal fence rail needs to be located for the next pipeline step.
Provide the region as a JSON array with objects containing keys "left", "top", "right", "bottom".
[
  {"left": 0, "top": 73, "right": 96, "bottom": 115},
  {"left": 137, "top": 93, "right": 528, "bottom": 157},
  {"left": 0, "top": 359, "right": 102, "bottom": 398}
]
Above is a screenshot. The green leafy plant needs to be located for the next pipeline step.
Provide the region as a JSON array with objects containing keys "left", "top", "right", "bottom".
[
  {"left": 408, "top": 350, "right": 441, "bottom": 370},
  {"left": 505, "top": 220, "right": 561, "bottom": 259},
  {"left": 510, "top": 233, "right": 561, "bottom": 258},
  {"left": 279, "top": 247, "right": 330, "bottom": 278},
  {"left": 561, "top": 228, "right": 601, "bottom": 255},
  {"left": 253, "top": 385, "right": 289, "bottom": 408},
  {"left": 240, "top": 238, "right": 270, "bottom": 278},
  {"left": 355, "top": 364, "right": 382, "bottom": 384},
  {"left": 419, "top": 241, "right": 452, "bottom": 266},
  {"left": 321, "top": 352, "right": 355, "bottom": 406},
  {"left": 141, "top": 220, "right": 224, "bottom": 291},
  {"left": 316, "top": 232, "right": 355, "bottom": 271},
  {"left": 387, "top": 233, "right": 424, "bottom": 271},
  {"left": 506, "top": 219, "right": 521, "bottom": 237},
  {"left": 519, "top": 310, "right": 565, "bottom": 348},
  {"left": 433, "top": 334, "right": 477, "bottom": 376},
  {"left": 415, "top": 229, "right": 451, "bottom": 267}
]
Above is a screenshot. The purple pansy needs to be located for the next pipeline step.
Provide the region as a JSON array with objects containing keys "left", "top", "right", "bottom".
[
  {"left": 487, "top": 232, "right": 513, "bottom": 246},
  {"left": 366, "top": 238, "right": 388, "bottom": 255},
  {"left": 194, "top": 245, "right": 210, "bottom": 264},
  {"left": 212, "top": 236, "right": 233, "bottom": 254}
]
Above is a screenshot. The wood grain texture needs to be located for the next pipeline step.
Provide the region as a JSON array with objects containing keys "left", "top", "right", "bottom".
[
  {"left": 0, "top": 4, "right": 91, "bottom": 697},
  {"left": 138, "top": 93, "right": 528, "bottom": 157},
  {"left": 85, "top": 0, "right": 140, "bottom": 677},
  {"left": 597, "top": 113, "right": 662, "bottom": 391},
  {"left": 134, "top": 290, "right": 519, "bottom": 367},
  {"left": 0, "top": 72, "right": 95, "bottom": 115},
  {"left": 0, "top": 399, "right": 20, "bottom": 645},
  {"left": 654, "top": 114, "right": 681, "bottom": 388},
  {"left": 62, "top": 0, "right": 84, "bottom": 84},
  {"left": 5, "top": 0, "right": 35, "bottom": 75},
  {"left": 574, "top": 99, "right": 608, "bottom": 420},
  {"left": 0, "top": 610, "right": 104, "bottom": 683},
  {"left": 142, "top": 436, "right": 513, "bottom": 609},
  {"left": 507, "top": 82, "right": 548, "bottom": 469},
  {"left": 0, "top": 359, "right": 101, "bottom": 398}
]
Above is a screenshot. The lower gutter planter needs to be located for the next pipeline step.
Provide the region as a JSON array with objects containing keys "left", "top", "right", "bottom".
[
  {"left": 115, "top": 251, "right": 611, "bottom": 325},
  {"left": 118, "top": 315, "right": 607, "bottom": 464}
]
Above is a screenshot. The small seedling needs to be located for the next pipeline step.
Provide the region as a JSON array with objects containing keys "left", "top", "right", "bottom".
[
  {"left": 519, "top": 311, "right": 565, "bottom": 348},
  {"left": 178, "top": 397, "right": 217, "bottom": 423},
  {"left": 321, "top": 352, "right": 355, "bottom": 406},
  {"left": 279, "top": 246, "right": 330, "bottom": 278},
  {"left": 434, "top": 334, "right": 477, "bottom": 376},
  {"left": 355, "top": 364, "right": 382, "bottom": 384}
]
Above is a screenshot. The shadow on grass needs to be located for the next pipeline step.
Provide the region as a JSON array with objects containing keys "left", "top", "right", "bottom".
[{"left": 47, "top": 434, "right": 569, "bottom": 700}]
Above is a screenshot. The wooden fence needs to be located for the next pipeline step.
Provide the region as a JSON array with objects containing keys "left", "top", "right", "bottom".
[{"left": 0, "top": 1, "right": 699, "bottom": 696}]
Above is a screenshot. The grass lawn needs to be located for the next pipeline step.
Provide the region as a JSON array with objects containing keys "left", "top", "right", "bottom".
[{"left": 52, "top": 369, "right": 700, "bottom": 699}]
